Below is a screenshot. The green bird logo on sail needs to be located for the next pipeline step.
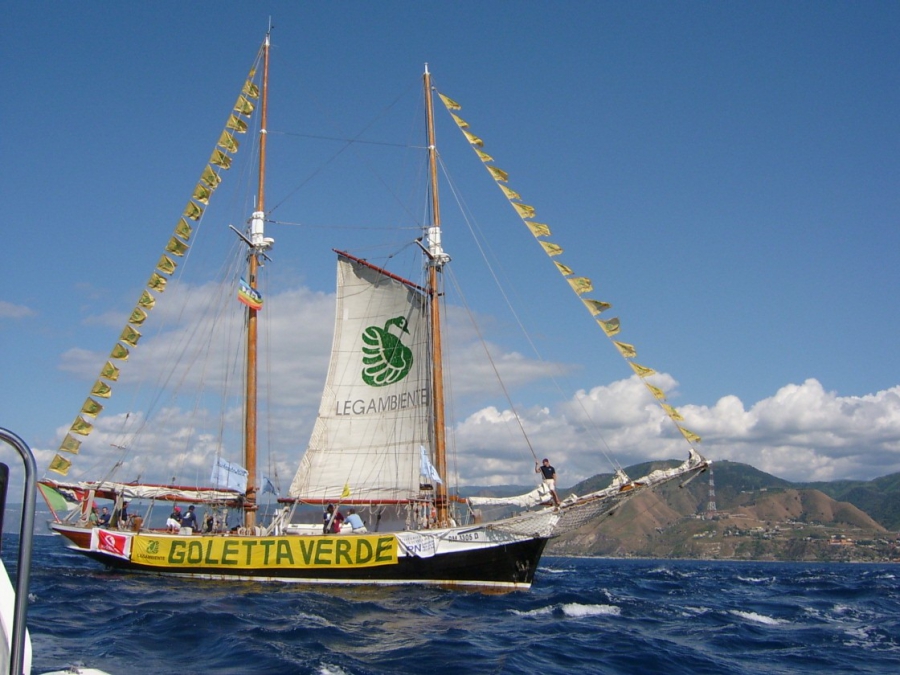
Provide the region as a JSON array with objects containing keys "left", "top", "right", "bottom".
[{"left": 361, "top": 316, "right": 413, "bottom": 386}]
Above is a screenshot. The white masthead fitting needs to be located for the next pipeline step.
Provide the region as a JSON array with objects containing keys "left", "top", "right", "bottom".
[
  {"left": 427, "top": 225, "right": 450, "bottom": 265},
  {"left": 250, "top": 210, "right": 274, "bottom": 250}
]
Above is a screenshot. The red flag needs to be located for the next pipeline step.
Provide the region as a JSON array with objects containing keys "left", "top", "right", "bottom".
[{"left": 96, "top": 530, "right": 129, "bottom": 558}]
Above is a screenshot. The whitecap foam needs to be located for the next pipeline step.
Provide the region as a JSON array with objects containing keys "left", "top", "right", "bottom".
[
  {"left": 511, "top": 603, "right": 621, "bottom": 618},
  {"left": 561, "top": 603, "right": 621, "bottom": 617},
  {"left": 730, "top": 610, "right": 784, "bottom": 625},
  {"left": 292, "top": 611, "right": 331, "bottom": 627},
  {"left": 737, "top": 576, "right": 774, "bottom": 584},
  {"left": 511, "top": 606, "right": 555, "bottom": 617},
  {"left": 318, "top": 665, "right": 351, "bottom": 675}
]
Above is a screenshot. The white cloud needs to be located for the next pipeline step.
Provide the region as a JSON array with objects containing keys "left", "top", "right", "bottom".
[
  {"left": 0, "top": 300, "right": 36, "bottom": 319},
  {"left": 45, "top": 275, "right": 900, "bottom": 493},
  {"left": 449, "top": 376, "right": 900, "bottom": 487},
  {"left": 682, "top": 378, "right": 900, "bottom": 482}
]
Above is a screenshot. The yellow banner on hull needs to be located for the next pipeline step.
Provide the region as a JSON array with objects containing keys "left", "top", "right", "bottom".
[{"left": 131, "top": 534, "right": 397, "bottom": 569}]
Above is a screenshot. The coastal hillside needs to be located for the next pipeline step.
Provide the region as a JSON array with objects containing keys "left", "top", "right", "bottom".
[
  {"left": 542, "top": 460, "right": 896, "bottom": 560},
  {"left": 800, "top": 472, "right": 900, "bottom": 529}
]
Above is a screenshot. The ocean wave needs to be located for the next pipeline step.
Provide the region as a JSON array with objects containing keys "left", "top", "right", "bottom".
[
  {"left": 561, "top": 602, "right": 621, "bottom": 617},
  {"left": 511, "top": 602, "right": 621, "bottom": 618},
  {"left": 318, "top": 665, "right": 351, "bottom": 675},
  {"left": 537, "top": 566, "right": 569, "bottom": 575},
  {"left": 729, "top": 609, "right": 785, "bottom": 625},
  {"left": 737, "top": 575, "right": 774, "bottom": 584},
  {"left": 7, "top": 536, "right": 900, "bottom": 675}
]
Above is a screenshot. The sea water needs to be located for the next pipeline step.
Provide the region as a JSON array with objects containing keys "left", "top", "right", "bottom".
[{"left": 4, "top": 534, "right": 898, "bottom": 674}]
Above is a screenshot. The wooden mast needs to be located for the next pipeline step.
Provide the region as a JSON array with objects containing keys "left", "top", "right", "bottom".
[
  {"left": 244, "top": 31, "right": 271, "bottom": 528},
  {"left": 423, "top": 65, "right": 450, "bottom": 527}
]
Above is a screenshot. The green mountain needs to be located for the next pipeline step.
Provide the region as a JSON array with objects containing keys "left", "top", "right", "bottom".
[{"left": 799, "top": 472, "right": 900, "bottom": 530}]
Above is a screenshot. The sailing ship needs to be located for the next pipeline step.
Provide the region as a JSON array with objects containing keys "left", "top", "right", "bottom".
[{"left": 38, "top": 32, "right": 710, "bottom": 590}]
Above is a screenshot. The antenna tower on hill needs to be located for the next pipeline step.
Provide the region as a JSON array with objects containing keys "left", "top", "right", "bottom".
[{"left": 706, "top": 465, "right": 717, "bottom": 519}]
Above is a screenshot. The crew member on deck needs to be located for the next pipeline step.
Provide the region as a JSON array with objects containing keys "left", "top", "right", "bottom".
[
  {"left": 345, "top": 508, "right": 367, "bottom": 533},
  {"left": 536, "top": 458, "right": 561, "bottom": 507},
  {"left": 180, "top": 505, "right": 198, "bottom": 531},
  {"left": 116, "top": 501, "right": 130, "bottom": 529},
  {"left": 166, "top": 506, "right": 182, "bottom": 532}
]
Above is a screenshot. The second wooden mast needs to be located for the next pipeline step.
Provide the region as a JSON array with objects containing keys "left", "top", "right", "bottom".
[
  {"left": 423, "top": 65, "right": 451, "bottom": 527},
  {"left": 244, "top": 32, "right": 272, "bottom": 528}
]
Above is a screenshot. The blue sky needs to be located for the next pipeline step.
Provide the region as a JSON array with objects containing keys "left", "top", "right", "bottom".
[{"left": 2, "top": 2, "right": 899, "bottom": 493}]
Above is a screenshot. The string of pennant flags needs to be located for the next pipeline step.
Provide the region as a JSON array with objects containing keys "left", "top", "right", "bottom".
[
  {"left": 48, "top": 69, "right": 261, "bottom": 477},
  {"left": 437, "top": 91, "right": 701, "bottom": 449}
]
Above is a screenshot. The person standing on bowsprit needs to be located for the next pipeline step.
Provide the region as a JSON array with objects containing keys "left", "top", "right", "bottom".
[{"left": 536, "top": 458, "right": 561, "bottom": 508}]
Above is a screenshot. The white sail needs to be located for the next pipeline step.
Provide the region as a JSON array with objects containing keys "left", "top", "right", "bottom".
[
  {"left": 44, "top": 480, "right": 242, "bottom": 504},
  {"left": 289, "top": 254, "right": 431, "bottom": 503}
]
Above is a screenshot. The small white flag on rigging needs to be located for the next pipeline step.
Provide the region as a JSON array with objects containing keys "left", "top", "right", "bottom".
[{"left": 419, "top": 445, "right": 443, "bottom": 485}]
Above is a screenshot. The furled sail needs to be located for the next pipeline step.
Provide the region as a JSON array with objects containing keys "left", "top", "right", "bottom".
[
  {"left": 41, "top": 479, "right": 242, "bottom": 504},
  {"left": 289, "top": 254, "right": 431, "bottom": 503}
]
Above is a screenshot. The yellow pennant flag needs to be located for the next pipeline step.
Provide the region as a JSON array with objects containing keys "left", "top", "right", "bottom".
[
  {"left": 49, "top": 454, "right": 72, "bottom": 476},
  {"left": 554, "top": 261, "right": 574, "bottom": 276},
  {"left": 599, "top": 318, "right": 620, "bottom": 336},
  {"left": 218, "top": 131, "right": 239, "bottom": 153},
  {"left": 499, "top": 184, "right": 522, "bottom": 201},
  {"left": 512, "top": 202, "right": 536, "bottom": 219},
  {"left": 157, "top": 255, "right": 177, "bottom": 275},
  {"left": 341, "top": 483, "right": 351, "bottom": 499},
  {"left": 91, "top": 380, "right": 113, "bottom": 398},
  {"left": 567, "top": 276, "right": 593, "bottom": 295},
  {"left": 450, "top": 112, "right": 469, "bottom": 129},
  {"left": 175, "top": 218, "right": 193, "bottom": 241},
  {"left": 475, "top": 148, "right": 494, "bottom": 163},
  {"left": 242, "top": 79, "right": 260, "bottom": 99},
  {"left": 166, "top": 236, "right": 189, "bottom": 257},
  {"left": 110, "top": 343, "right": 130, "bottom": 360},
  {"left": 582, "top": 298, "right": 611, "bottom": 315},
  {"left": 438, "top": 93, "right": 461, "bottom": 110},
  {"left": 119, "top": 325, "right": 141, "bottom": 347},
  {"left": 148, "top": 272, "right": 168, "bottom": 291},
  {"left": 100, "top": 361, "right": 120, "bottom": 381},
  {"left": 614, "top": 341, "right": 637, "bottom": 358},
  {"left": 463, "top": 130, "right": 484, "bottom": 147},
  {"left": 629, "top": 362, "right": 656, "bottom": 378},
  {"left": 183, "top": 201, "right": 204, "bottom": 221},
  {"left": 70, "top": 416, "right": 94, "bottom": 436},
  {"left": 645, "top": 383, "right": 666, "bottom": 400},
  {"left": 226, "top": 114, "right": 248, "bottom": 134},
  {"left": 60, "top": 434, "right": 82, "bottom": 454},
  {"left": 487, "top": 166, "right": 509, "bottom": 182},
  {"left": 525, "top": 221, "right": 551, "bottom": 237},
  {"left": 662, "top": 403, "right": 684, "bottom": 421},
  {"left": 210, "top": 149, "right": 232, "bottom": 169},
  {"left": 80, "top": 398, "right": 104, "bottom": 418},
  {"left": 679, "top": 426, "right": 702, "bottom": 444},
  {"left": 234, "top": 95, "right": 255, "bottom": 115},
  {"left": 192, "top": 184, "right": 211, "bottom": 205},
  {"left": 540, "top": 241, "right": 563, "bottom": 256},
  {"left": 200, "top": 166, "right": 221, "bottom": 189},
  {"left": 138, "top": 290, "right": 156, "bottom": 310},
  {"left": 128, "top": 307, "right": 148, "bottom": 325}
]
